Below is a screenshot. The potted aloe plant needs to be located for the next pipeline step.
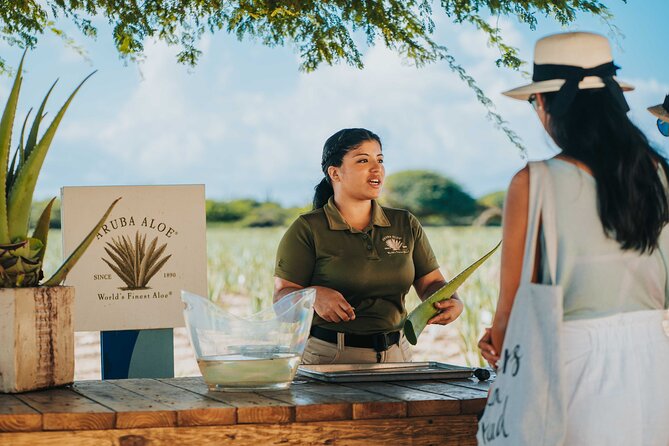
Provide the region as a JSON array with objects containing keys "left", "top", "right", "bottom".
[{"left": 0, "top": 53, "right": 119, "bottom": 393}]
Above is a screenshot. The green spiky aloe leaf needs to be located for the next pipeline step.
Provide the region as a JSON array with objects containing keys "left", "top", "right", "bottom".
[
  {"left": 32, "top": 197, "right": 56, "bottom": 266},
  {"left": 0, "top": 52, "right": 26, "bottom": 244},
  {"left": 404, "top": 241, "right": 501, "bottom": 345},
  {"left": 7, "top": 70, "right": 96, "bottom": 242},
  {"left": 7, "top": 109, "right": 32, "bottom": 196},
  {"left": 24, "top": 81, "right": 57, "bottom": 163},
  {"left": 0, "top": 238, "right": 43, "bottom": 287},
  {"left": 44, "top": 197, "right": 121, "bottom": 286}
]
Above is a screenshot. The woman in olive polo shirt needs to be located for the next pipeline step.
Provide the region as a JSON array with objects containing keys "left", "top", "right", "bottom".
[{"left": 273, "top": 128, "right": 463, "bottom": 364}]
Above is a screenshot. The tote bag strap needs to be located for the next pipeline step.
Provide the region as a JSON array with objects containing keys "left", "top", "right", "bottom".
[
  {"left": 656, "top": 166, "right": 669, "bottom": 309},
  {"left": 521, "top": 161, "right": 558, "bottom": 285}
]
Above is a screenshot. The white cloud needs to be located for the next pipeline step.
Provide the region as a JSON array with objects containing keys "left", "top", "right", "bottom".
[
  {"left": 40, "top": 24, "right": 549, "bottom": 204},
  {"left": 18, "top": 16, "right": 669, "bottom": 206}
]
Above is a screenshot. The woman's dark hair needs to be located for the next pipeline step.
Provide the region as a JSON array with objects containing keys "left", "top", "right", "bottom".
[
  {"left": 312, "top": 128, "right": 382, "bottom": 209},
  {"left": 543, "top": 89, "right": 669, "bottom": 253}
]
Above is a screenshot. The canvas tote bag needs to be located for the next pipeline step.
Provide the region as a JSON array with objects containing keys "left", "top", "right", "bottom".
[{"left": 477, "top": 161, "right": 566, "bottom": 446}]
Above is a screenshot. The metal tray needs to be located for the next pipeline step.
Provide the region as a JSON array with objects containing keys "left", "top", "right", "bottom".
[{"left": 297, "top": 362, "right": 474, "bottom": 383}]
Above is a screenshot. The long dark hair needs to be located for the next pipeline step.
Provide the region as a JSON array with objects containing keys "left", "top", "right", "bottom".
[
  {"left": 312, "top": 128, "right": 382, "bottom": 209},
  {"left": 543, "top": 89, "right": 669, "bottom": 253}
]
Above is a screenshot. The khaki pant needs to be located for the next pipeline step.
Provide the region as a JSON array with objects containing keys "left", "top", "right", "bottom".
[{"left": 301, "top": 333, "right": 413, "bottom": 364}]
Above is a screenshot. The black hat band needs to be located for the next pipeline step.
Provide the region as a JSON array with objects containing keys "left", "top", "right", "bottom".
[{"left": 532, "top": 61, "right": 629, "bottom": 116}]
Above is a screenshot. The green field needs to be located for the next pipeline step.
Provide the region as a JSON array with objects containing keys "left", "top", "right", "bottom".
[{"left": 45, "top": 226, "right": 502, "bottom": 365}]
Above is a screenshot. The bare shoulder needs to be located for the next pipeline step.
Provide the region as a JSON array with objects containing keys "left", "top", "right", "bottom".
[
  {"left": 505, "top": 165, "right": 530, "bottom": 207},
  {"left": 509, "top": 165, "right": 530, "bottom": 188}
]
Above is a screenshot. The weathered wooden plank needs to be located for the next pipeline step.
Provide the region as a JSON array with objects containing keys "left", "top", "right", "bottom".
[
  {"left": 72, "top": 381, "right": 176, "bottom": 428},
  {"left": 0, "top": 415, "right": 479, "bottom": 445},
  {"left": 295, "top": 381, "right": 406, "bottom": 420},
  {"left": 110, "top": 379, "right": 237, "bottom": 426},
  {"left": 0, "top": 394, "right": 42, "bottom": 432},
  {"left": 15, "top": 387, "right": 114, "bottom": 431},
  {"left": 394, "top": 381, "right": 488, "bottom": 414},
  {"left": 160, "top": 377, "right": 294, "bottom": 424},
  {"left": 255, "top": 383, "right": 352, "bottom": 422},
  {"left": 443, "top": 378, "right": 492, "bottom": 413},
  {"left": 443, "top": 376, "right": 494, "bottom": 392},
  {"left": 339, "top": 381, "right": 461, "bottom": 417}
]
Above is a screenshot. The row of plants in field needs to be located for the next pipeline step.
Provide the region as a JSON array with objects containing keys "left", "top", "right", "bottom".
[
  {"left": 33, "top": 173, "right": 506, "bottom": 230},
  {"left": 43, "top": 226, "right": 501, "bottom": 366}
]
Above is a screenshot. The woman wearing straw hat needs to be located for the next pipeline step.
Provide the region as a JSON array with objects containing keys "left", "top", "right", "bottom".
[
  {"left": 478, "top": 32, "right": 669, "bottom": 444},
  {"left": 649, "top": 94, "right": 669, "bottom": 137}
]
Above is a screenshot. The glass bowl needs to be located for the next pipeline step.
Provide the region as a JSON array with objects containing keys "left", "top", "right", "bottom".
[{"left": 181, "top": 288, "right": 315, "bottom": 391}]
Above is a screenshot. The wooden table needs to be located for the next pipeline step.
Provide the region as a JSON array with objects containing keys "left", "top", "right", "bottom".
[{"left": 0, "top": 375, "right": 489, "bottom": 445}]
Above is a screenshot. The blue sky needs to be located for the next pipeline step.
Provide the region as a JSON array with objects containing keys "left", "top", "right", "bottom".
[{"left": 1, "top": 1, "right": 668, "bottom": 206}]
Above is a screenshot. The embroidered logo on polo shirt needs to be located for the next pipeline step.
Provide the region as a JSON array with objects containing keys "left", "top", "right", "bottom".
[{"left": 382, "top": 236, "right": 409, "bottom": 254}]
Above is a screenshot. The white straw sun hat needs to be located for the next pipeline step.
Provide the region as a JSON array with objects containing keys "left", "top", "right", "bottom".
[
  {"left": 503, "top": 32, "right": 633, "bottom": 115},
  {"left": 648, "top": 95, "right": 669, "bottom": 124}
]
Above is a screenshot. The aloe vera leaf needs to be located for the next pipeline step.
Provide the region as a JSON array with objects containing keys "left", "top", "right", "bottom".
[
  {"left": 44, "top": 197, "right": 120, "bottom": 286},
  {"left": 103, "top": 245, "right": 129, "bottom": 275},
  {"left": 138, "top": 233, "right": 146, "bottom": 266},
  {"left": 148, "top": 241, "right": 168, "bottom": 265},
  {"left": 0, "top": 53, "right": 26, "bottom": 243},
  {"left": 144, "top": 254, "right": 172, "bottom": 284},
  {"left": 105, "top": 239, "right": 128, "bottom": 265},
  {"left": 102, "top": 257, "right": 134, "bottom": 287},
  {"left": 111, "top": 236, "right": 133, "bottom": 265},
  {"left": 8, "top": 71, "right": 95, "bottom": 242},
  {"left": 139, "top": 233, "right": 147, "bottom": 262},
  {"left": 105, "top": 241, "right": 136, "bottom": 285},
  {"left": 24, "top": 81, "right": 57, "bottom": 161},
  {"left": 404, "top": 241, "right": 501, "bottom": 345},
  {"left": 6, "top": 148, "right": 17, "bottom": 198},
  {"left": 9, "top": 238, "right": 41, "bottom": 259},
  {"left": 134, "top": 231, "right": 140, "bottom": 286},
  {"left": 126, "top": 234, "right": 139, "bottom": 287},
  {"left": 137, "top": 237, "right": 158, "bottom": 286},
  {"left": 119, "top": 234, "right": 136, "bottom": 285},
  {"left": 142, "top": 241, "right": 168, "bottom": 286},
  {"left": 121, "top": 235, "right": 134, "bottom": 262},
  {"left": 7, "top": 109, "right": 32, "bottom": 195},
  {"left": 17, "top": 108, "right": 32, "bottom": 167},
  {"left": 110, "top": 236, "right": 132, "bottom": 268},
  {"left": 32, "top": 197, "right": 55, "bottom": 265}
]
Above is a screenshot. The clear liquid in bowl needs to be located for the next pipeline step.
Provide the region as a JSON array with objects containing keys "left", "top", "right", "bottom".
[
  {"left": 197, "top": 350, "right": 301, "bottom": 391},
  {"left": 182, "top": 289, "right": 315, "bottom": 391}
]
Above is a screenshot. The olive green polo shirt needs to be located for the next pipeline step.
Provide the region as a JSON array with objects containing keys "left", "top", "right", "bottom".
[{"left": 274, "top": 197, "right": 439, "bottom": 335}]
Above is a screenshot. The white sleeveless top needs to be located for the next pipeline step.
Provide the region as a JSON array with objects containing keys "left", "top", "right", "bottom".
[{"left": 542, "top": 158, "right": 669, "bottom": 321}]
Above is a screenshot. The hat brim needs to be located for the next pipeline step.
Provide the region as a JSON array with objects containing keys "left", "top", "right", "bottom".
[
  {"left": 502, "top": 76, "right": 634, "bottom": 101},
  {"left": 648, "top": 104, "right": 669, "bottom": 123}
]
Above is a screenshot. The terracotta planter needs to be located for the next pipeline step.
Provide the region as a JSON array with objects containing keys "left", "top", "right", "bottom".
[{"left": 0, "top": 286, "right": 74, "bottom": 393}]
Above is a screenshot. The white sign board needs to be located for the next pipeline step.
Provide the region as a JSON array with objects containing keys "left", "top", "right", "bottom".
[{"left": 62, "top": 185, "right": 207, "bottom": 331}]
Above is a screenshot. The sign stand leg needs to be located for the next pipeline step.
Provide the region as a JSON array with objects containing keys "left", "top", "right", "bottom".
[{"left": 100, "top": 328, "right": 174, "bottom": 379}]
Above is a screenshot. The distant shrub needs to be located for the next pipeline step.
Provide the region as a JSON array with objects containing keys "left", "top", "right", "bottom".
[
  {"left": 383, "top": 170, "right": 478, "bottom": 225},
  {"left": 477, "top": 191, "right": 506, "bottom": 209}
]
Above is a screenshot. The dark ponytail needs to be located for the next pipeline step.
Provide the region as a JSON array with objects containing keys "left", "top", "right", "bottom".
[
  {"left": 312, "top": 178, "right": 334, "bottom": 210},
  {"left": 543, "top": 89, "right": 669, "bottom": 253},
  {"left": 312, "top": 128, "right": 382, "bottom": 209}
]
